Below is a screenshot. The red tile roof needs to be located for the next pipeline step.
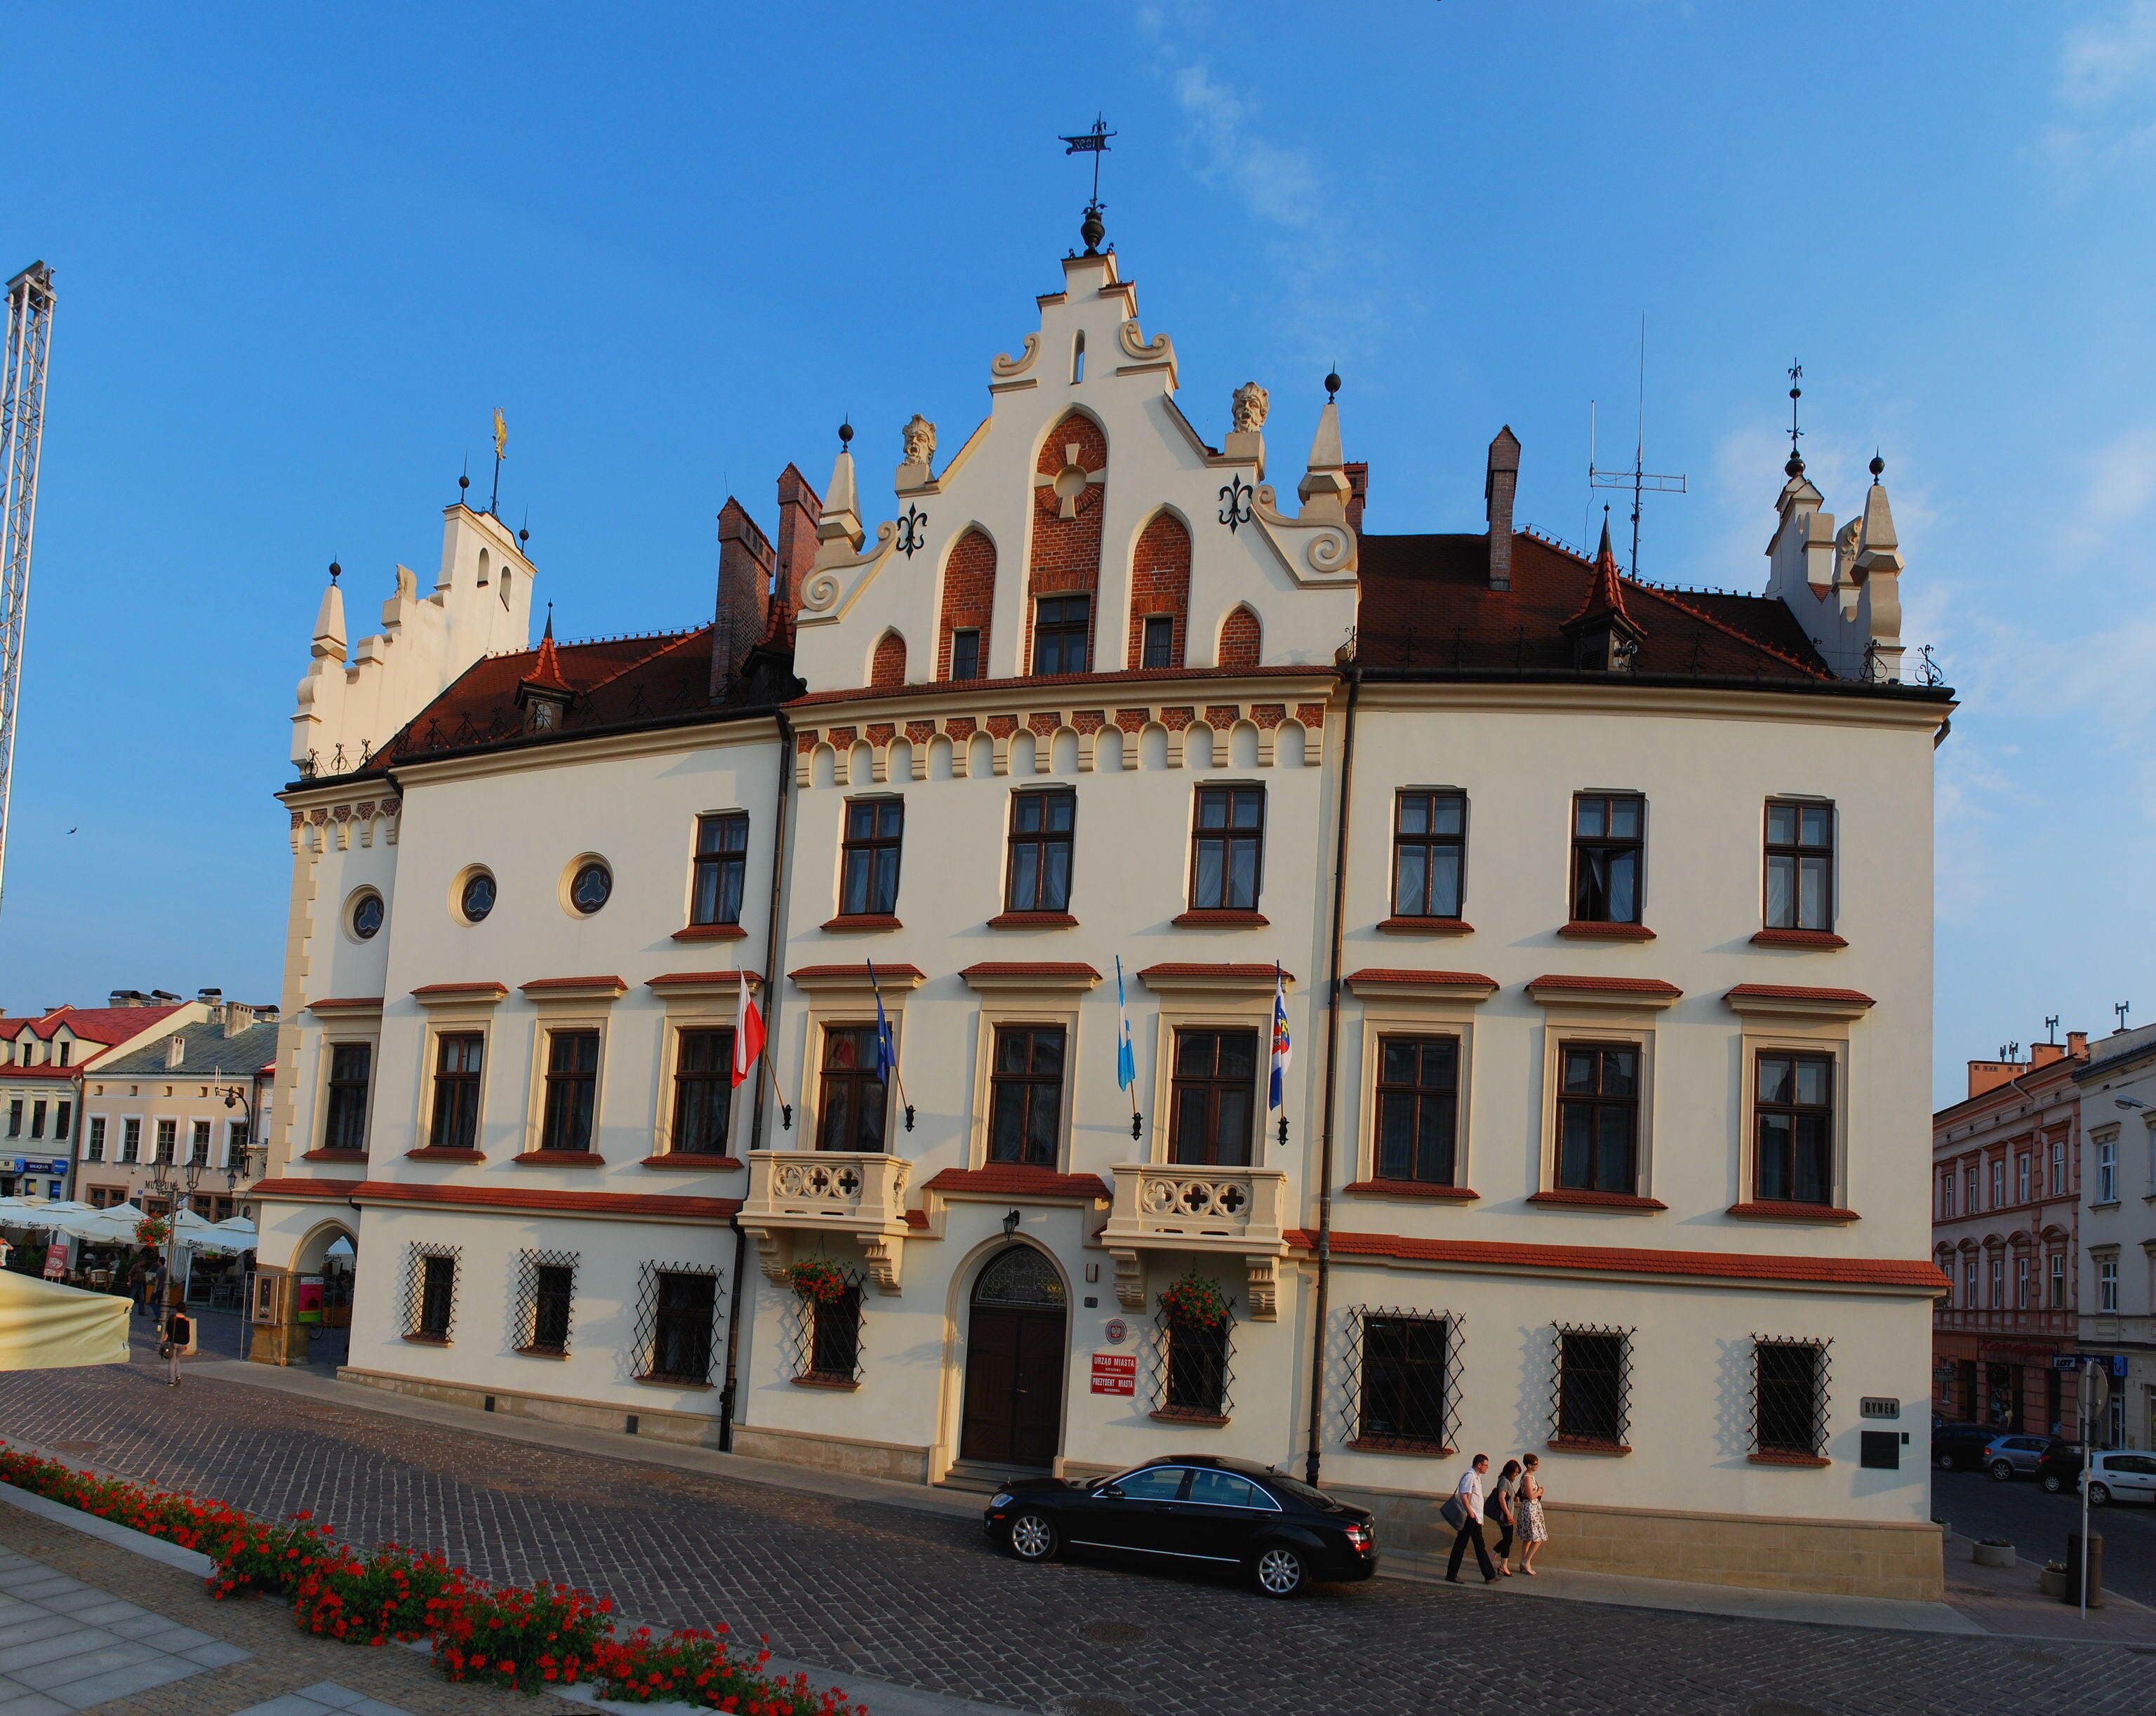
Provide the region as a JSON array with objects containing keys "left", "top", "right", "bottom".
[
  {"left": 923, "top": 1166, "right": 1110, "bottom": 1202},
  {"left": 1343, "top": 969, "right": 1498, "bottom": 990},
  {"left": 1526, "top": 974, "right": 1683, "bottom": 999},
  {"left": 1136, "top": 964, "right": 1296, "bottom": 985},
  {"left": 1284, "top": 1228, "right": 1948, "bottom": 1291},
  {"left": 1724, "top": 983, "right": 1875, "bottom": 1009}
]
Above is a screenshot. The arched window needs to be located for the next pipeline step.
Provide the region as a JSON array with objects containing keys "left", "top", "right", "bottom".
[
  {"left": 1218, "top": 604, "right": 1262, "bottom": 668},
  {"left": 1071, "top": 330, "right": 1086, "bottom": 384},
  {"left": 871, "top": 630, "right": 907, "bottom": 690},
  {"left": 973, "top": 1246, "right": 1066, "bottom": 1308},
  {"left": 940, "top": 529, "right": 996, "bottom": 681},
  {"left": 500, "top": 567, "right": 512, "bottom": 611},
  {"left": 477, "top": 548, "right": 491, "bottom": 587},
  {"left": 1128, "top": 512, "right": 1191, "bottom": 669}
]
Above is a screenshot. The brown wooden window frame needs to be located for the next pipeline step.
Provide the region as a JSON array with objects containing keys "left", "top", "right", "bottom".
[
  {"left": 816, "top": 1023, "right": 889, "bottom": 1154},
  {"left": 323, "top": 1042, "right": 372, "bottom": 1152},
  {"left": 1190, "top": 785, "right": 1265, "bottom": 912},
  {"left": 1570, "top": 792, "right": 1645, "bottom": 924},
  {"left": 1169, "top": 1026, "right": 1258, "bottom": 1166},
  {"left": 949, "top": 627, "right": 982, "bottom": 682},
  {"left": 1140, "top": 614, "right": 1175, "bottom": 670},
  {"left": 429, "top": 1032, "right": 484, "bottom": 1151},
  {"left": 1032, "top": 593, "right": 1093, "bottom": 676},
  {"left": 987, "top": 1024, "right": 1065, "bottom": 1167},
  {"left": 670, "top": 1027, "right": 736, "bottom": 1156},
  {"left": 838, "top": 797, "right": 904, "bottom": 918},
  {"left": 1391, "top": 790, "right": 1466, "bottom": 920},
  {"left": 1764, "top": 799, "right": 1834, "bottom": 931},
  {"left": 1005, "top": 788, "right": 1075, "bottom": 914},
  {"left": 1373, "top": 1035, "right": 1460, "bottom": 1185},
  {"left": 1754, "top": 1051, "right": 1834, "bottom": 1205},
  {"left": 538, "top": 1029, "right": 600, "bottom": 1154},
  {"left": 691, "top": 812, "right": 750, "bottom": 927},
  {"left": 1555, "top": 1040, "right": 1639, "bottom": 1193}
]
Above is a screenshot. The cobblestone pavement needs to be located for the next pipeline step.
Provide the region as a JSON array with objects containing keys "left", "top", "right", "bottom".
[{"left": 1, "top": 1352, "right": 2152, "bottom": 1716}]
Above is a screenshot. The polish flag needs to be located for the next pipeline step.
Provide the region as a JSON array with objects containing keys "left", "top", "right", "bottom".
[{"left": 733, "top": 970, "right": 766, "bottom": 1088}]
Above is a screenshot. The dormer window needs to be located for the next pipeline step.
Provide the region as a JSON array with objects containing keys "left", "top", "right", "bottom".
[{"left": 55, "top": 1041, "right": 69, "bottom": 1067}]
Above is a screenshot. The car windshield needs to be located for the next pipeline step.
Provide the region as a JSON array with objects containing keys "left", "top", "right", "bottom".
[{"left": 1261, "top": 1472, "right": 1340, "bottom": 1510}]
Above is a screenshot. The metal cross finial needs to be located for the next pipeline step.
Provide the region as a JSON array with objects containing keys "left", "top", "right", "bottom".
[{"left": 1060, "top": 117, "right": 1117, "bottom": 254}]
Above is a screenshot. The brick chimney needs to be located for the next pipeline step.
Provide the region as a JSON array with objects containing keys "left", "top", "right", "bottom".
[
  {"left": 773, "top": 464, "right": 823, "bottom": 618},
  {"left": 2070, "top": 1030, "right": 2089, "bottom": 1056},
  {"left": 2030, "top": 1041, "right": 2065, "bottom": 1067},
  {"left": 1344, "top": 461, "right": 1369, "bottom": 535},
  {"left": 710, "top": 498, "right": 774, "bottom": 700},
  {"left": 1486, "top": 427, "right": 1520, "bottom": 590}
]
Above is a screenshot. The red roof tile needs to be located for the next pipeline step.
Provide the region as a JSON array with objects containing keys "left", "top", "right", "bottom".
[
  {"left": 1526, "top": 974, "right": 1682, "bottom": 998},
  {"left": 923, "top": 1166, "right": 1110, "bottom": 1202},
  {"left": 1725, "top": 983, "right": 1875, "bottom": 1009}
]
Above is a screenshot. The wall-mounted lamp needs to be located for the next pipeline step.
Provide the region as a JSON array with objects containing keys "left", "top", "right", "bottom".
[
  {"left": 2117, "top": 1098, "right": 2147, "bottom": 1111},
  {"left": 1002, "top": 1209, "right": 1021, "bottom": 1242}
]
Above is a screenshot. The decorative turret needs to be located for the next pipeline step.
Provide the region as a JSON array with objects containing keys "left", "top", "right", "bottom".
[
  {"left": 1849, "top": 455, "right": 1904, "bottom": 681},
  {"left": 311, "top": 564, "right": 347, "bottom": 662},
  {"left": 1562, "top": 514, "right": 1646, "bottom": 673},
  {"left": 817, "top": 423, "right": 864, "bottom": 556},
  {"left": 1298, "top": 372, "right": 1351, "bottom": 524},
  {"left": 515, "top": 608, "right": 572, "bottom": 732}
]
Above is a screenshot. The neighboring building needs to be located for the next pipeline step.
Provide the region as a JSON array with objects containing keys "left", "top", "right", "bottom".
[
  {"left": 1930, "top": 1032, "right": 2089, "bottom": 1435},
  {"left": 0, "top": 995, "right": 205, "bottom": 1198},
  {"left": 253, "top": 218, "right": 1952, "bottom": 1600},
  {"left": 2072, "top": 1023, "right": 2156, "bottom": 1450},
  {"left": 78, "top": 999, "right": 279, "bottom": 1221}
]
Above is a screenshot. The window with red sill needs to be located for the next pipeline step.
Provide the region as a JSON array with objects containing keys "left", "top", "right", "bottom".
[
  {"left": 1169, "top": 1027, "right": 1258, "bottom": 1166},
  {"left": 690, "top": 811, "right": 749, "bottom": 929},
  {"left": 428, "top": 1033, "right": 484, "bottom": 1151},
  {"left": 1375, "top": 1035, "right": 1459, "bottom": 1185},
  {"left": 1005, "top": 789, "right": 1074, "bottom": 915},
  {"left": 670, "top": 1028, "right": 736, "bottom": 1156},
  {"left": 324, "top": 1041, "right": 373, "bottom": 1152},
  {"left": 1392, "top": 789, "right": 1465, "bottom": 922},
  {"left": 1755, "top": 1053, "right": 1832, "bottom": 1204},
  {"left": 1190, "top": 785, "right": 1264, "bottom": 914},
  {"left": 1763, "top": 799, "right": 1834, "bottom": 934},
  {"left": 1556, "top": 1043, "right": 1638, "bottom": 1193},
  {"left": 1570, "top": 793, "right": 1644, "bottom": 924},
  {"left": 1753, "top": 1338, "right": 1829, "bottom": 1461},
  {"left": 988, "top": 1025, "right": 1065, "bottom": 1166},
  {"left": 538, "top": 1030, "right": 599, "bottom": 1153},
  {"left": 839, "top": 798, "right": 904, "bottom": 918}
]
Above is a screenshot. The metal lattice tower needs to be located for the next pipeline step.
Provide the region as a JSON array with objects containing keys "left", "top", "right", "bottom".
[{"left": 0, "top": 261, "right": 55, "bottom": 917}]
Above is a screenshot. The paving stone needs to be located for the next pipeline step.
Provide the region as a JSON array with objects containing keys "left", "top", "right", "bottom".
[
  {"left": 38, "top": 1655, "right": 197, "bottom": 1709},
  {"left": 225, "top": 1698, "right": 338, "bottom": 1716},
  {"left": 290, "top": 1683, "right": 373, "bottom": 1709},
  {"left": 0, "top": 1632, "right": 121, "bottom": 1674},
  {"left": 10, "top": 1642, "right": 157, "bottom": 1691},
  {"left": 0, "top": 1687, "right": 65, "bottom": 1716},
  {"left": 179, "top": 1637, "right": 253, "bottom": 1668}
]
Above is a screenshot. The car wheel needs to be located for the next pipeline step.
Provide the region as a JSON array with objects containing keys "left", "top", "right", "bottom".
[
  {"left": 2088, "top": 1483, "right": 2112, "bottom": 1508},
  {"left": 1006, "top": 1510, "right": 1060, "bottom": 1562},
  {"left": 2042, "top": 1472, "right": 2064, "bottom": 1494},
  {"left": 1251, "top": 1544, "right": 1307, "bottom": 1599},
  {"left": 1988, "top": 1460, "right": 2015, "bottom": 1482},
  {"left": 1935, "top": 1451, "right": 1957, "bottom": 1471}
]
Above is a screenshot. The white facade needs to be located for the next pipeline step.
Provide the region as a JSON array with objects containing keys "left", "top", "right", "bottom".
[
  {"left": 2073, "top": 1026, "right": 2156, "bottom": 1449},
  {"left": 254, "top": 234, "right": 1952, "bottom": 1599}
]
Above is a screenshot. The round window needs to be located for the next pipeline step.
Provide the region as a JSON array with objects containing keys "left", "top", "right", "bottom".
[
  {"left": 460, "top": 871, "right": 497, "bottom": 923},
  {"left": 570, "top": 860, "right": 612, "bottom": 915},
  {"left": 350, "top": 892, "right": 385, "bottom": 940}
]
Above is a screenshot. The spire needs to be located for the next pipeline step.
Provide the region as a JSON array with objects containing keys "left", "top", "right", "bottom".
[
  {"left": 310, "top": 562, "right": 347, "bottom": 662},
  {"left": 515, "top": 604, "right": 571, "bottom": 731},
  {"left": 526, "top": 606, "right": 567, "bottom": 690},
  {"left": 1298, "top": 372, "right": 1351, "bottom": 523},
  {"left": 818, "top": 422, "right": 863, "bottom": 552},
  {"left": 1562, "top": 510, "right": 1646, "bottom": 672}
]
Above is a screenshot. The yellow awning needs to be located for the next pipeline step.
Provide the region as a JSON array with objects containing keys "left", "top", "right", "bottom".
[{"left": 0, "top": 1269, "right": 130, "bottom": 1371}]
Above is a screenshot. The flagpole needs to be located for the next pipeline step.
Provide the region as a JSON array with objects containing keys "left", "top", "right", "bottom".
[{"left": 866, "top": 959, "right": 914, "bottom": 1133}]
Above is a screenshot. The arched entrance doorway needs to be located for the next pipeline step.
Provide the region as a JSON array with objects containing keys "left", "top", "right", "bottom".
[{"left": 959, "top": 1246, "right": 1067, "bottom": 1468}]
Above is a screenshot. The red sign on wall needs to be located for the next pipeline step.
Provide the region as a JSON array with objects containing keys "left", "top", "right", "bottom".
[{"left": 1091, "top": 1352, "right": 1136, "bottom": 1396}]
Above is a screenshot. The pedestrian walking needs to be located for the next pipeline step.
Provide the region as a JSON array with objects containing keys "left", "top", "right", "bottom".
[
  {"left": 1489, "top": 1458, "right": 1522, "bottom": 1576},
  {"left": 1444, "top": 1454, "right": 1499, "bottom": 1584},
  {"left": 1516, "top": 1452, "right": 1548, "bottom": 1574},
  {"left": 161, "top": 1307, "right": 192, "bottom": 1386}
]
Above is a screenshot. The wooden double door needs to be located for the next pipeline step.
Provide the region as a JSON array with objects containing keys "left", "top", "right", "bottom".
[{"left": 958, "top": 1246, "right": 1067, "bottom": 1468}]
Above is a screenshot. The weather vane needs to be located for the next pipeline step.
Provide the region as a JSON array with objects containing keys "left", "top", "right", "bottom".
[
  {"left": 1060, "top": 116, "right": 1116, "bottom": 255},
  {"left": 1785, "top": 361, "right": 1804, "bottom": 475}
]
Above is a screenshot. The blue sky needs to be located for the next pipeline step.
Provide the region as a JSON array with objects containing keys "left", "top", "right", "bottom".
[{"left": 0, "top": 1, "right": 2148, "bottom": 1104}]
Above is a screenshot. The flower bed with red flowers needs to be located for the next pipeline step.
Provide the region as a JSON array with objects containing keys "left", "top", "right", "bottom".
[{"left": 0, "top": 1443, "right": 863, "bottom": 1712}]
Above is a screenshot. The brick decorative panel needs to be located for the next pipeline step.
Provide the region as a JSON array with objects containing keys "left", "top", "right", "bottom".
[
  {"left": 1218, "top": 604, "right": 1262, "bottom": 667},
  {"left": 1296, "top": 703, "right": 1328, "bottom": 727},
  {"left": 1204, "top": 705, "right": 1240, "bottom": 728},
  {"left": 1125, "top": 510, "right": 1190, "bottom": 667},
  {"left": 870, "top": 632, "right": 907, "bottom": 690},
  {"left": 1159, "top": 706, "right": 1194, "bottom": 731},
  {"left": 1027, "top": 712, "right": 1060, "bottom": 736},
  {"left": 1072, "top": 710, "right": 1105, "bottom": 735},
  {"left": 1114, "top": 708, "right": 1150, "bottom": 733},
  {"left": 905, "top": 721, "right": 936, "bottom": 745},
  {"left": 866, "top": 723, "right": 896, "bottom": 748},
  {"left": 1025, "top": 411, "right": 1108, "bottom": 670},
  {"left": 944, "top": 715, "right": 978, "bottom": 740},
  {"left": 796, "top": 731, "right": 819, "bottom": 753},
  {"left": 827, "top": 726, "right": 858, "bottom": 750},
  {"left": 985, "top": 714, "right": 1018, "bottom": 739},
  {"left": 1251, "top": 704, "right": 1286, "bottom": 729},
  {"left": 938, "top": 528, "right": 997, "bottom": 680}
]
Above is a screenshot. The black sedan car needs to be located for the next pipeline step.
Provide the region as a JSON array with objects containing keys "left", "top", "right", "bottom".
[
  {"left": 984, "top": 1455, "right": 1376, "bottom": 1599},
  {"left": 1931, "top": 1420, "right": 1996, "bottom": 1472},
  {"left": 2037, "top": 1442, "right": 2085, "bottom": 1494}
]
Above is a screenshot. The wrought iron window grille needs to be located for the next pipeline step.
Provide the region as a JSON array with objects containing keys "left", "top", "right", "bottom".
[
  {"left": 1150, "top": 1305, "right": 1236, "bottom": 1423},
  {"left": 1337, "top": 1306, "right": 1463, "bottom": 1454},
  {"left": 512, "top": 1249, "right": 578, "bottom": 1355},
  {"left": 783, "top": 1261, "right": 866, "bottom": 1386},
  {"left": 404, "top": 1242, "right": 461, "bottom": 1343},
  {"left": 633, "top": 1259, "right": 725, "bottom": 1386},
  {"left": 1751, "top": 1336, "right": 1832, "bottom": 1460},
  {"left": 1549, "top": 1322, "right": 1633, "bottom": 1451}
]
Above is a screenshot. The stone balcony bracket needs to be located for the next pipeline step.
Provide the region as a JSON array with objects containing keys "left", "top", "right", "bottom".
[
  {"left": 739, "top": 1150, "right": 914, "bottom": 1293},
  {"left": 1100, "top": 1163, "right": 1289, "bottom": 1320}
]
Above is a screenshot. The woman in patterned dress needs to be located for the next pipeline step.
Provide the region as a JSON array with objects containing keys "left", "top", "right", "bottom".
[{"left": 1516, "top": 1452, "right": 1548, "bottom": 1573}]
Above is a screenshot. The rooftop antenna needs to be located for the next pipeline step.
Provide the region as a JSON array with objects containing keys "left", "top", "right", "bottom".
[
  {"left": 2045, "top": 1015, "right": 2060, "bottom": 1044},
  {"left": 1060, "top": 116, "right": 1116, "bottom": 256},
  {"left": 1589, "top": 317, "right": 1686, "bottom": 578}
]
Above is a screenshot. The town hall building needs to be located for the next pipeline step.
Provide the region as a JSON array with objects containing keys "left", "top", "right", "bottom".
[{"left": 252, "top": 212, "right": 1952, "bottom": 1601}]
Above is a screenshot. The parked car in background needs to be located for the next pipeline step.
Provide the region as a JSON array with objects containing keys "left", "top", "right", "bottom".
[
  {"left": 2037, "top": 1444, "right": 2085, "bottom": 1494},
  {"left": 1931, "top": 1421, "right": 1996, "bottom": 1472},
  {"left": 983, "top": 1454, "right": 1378, "bottom": 1599},
  {"left": 1986, "top": 1435, "right": 2066, "bottom": 1480},
  {"left": 2081, "top": 1451, "right": 2156, "bottom": 1506}
]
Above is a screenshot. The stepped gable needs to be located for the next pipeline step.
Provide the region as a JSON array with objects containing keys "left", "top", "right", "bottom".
[{"left": 1355, "top": 530, "right": 1830, "bottom": 681}]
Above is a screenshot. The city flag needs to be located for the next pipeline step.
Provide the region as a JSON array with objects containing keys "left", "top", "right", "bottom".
[
  {"left": 731, "top": 970, "right": 765, "bottom": 1089},
  {"left": 868, "top": 960, "right": 897, "bottom": 1083},
  {"left": 1115, "top": 957, "right": 1136, "bottom": 1092},
  {"left": 1267, "top": 962, "right": 1291, "bottom": 1111}
]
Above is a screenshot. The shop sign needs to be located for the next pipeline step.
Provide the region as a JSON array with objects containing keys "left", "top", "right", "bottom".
[
  {"left": 1091, "top": 1352, "right": 1136, "bottom": 1396},
  {"left": 1859, "top": 1397, "right": 1900, "bottom": 1419},
  {"left": 41, "top": 1244, "right": 64, "bottom": 1281},
  {"left": 2053, "top": 1353, "right": 2129, "bottom": 1376}
]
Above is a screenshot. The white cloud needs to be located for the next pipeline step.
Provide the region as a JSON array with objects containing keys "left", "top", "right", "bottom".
[
  {"left": 2061, "top": 0, "right": 2156, "bottom": 108},
  {"left": 1166, "top": 60, "right": 1324, "bottom": 233}
]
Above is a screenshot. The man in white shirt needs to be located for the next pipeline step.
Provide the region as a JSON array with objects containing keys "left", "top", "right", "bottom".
[{"left": 1446, "top": 1453, "right": 1499, "bottom": 1583}]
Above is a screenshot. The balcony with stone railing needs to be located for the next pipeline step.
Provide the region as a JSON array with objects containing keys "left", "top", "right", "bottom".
[
  {"left": 739, "top": 1151, "right": 914, "bottom": 1292},
  {"left": 1100, "top": 1164, "right": 1290, "bottom": 1320}
]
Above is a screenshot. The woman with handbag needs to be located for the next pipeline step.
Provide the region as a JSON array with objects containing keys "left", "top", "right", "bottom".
[
  {"left": 1489, "top": 1458, "right": 1522, "bottom": 1576},
  {"left": 1515, "top": 1453, "right": 1548, "bottom": 1574},
  {"left": 161, "top": 1308, "right": 192, "bottom": 1386}
]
